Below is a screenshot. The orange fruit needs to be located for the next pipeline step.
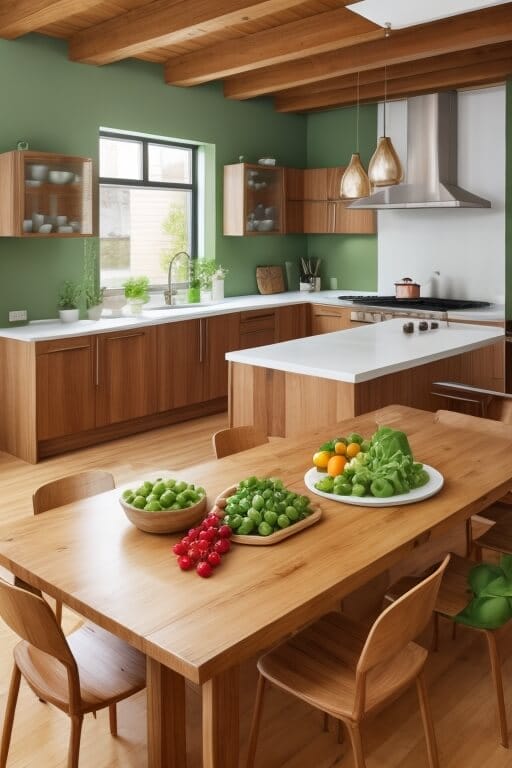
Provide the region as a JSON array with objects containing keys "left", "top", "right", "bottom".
[
  {"left": 334, "top": 441, "right": 347, "bottom": 456},
  {"left": 313, "top": 450, "right": 332, "bottom": 470},
  {"left": 346, "top": 442, "right": 361, "bottom": 459},
  {"left": 327, "top": 455, "right": 347, "bottom": 477}
]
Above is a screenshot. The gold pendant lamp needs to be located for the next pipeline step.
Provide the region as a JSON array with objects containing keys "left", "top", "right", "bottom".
[
  {"left": 368, "top": 24, "right": 403, "bottom": 188},
  {"left": 340, "top": 72, "right": 371, "bottom": 199}
]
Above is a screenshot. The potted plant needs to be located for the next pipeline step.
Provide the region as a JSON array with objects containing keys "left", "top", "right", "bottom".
[
  {"left": 123, "top": 276, "right": 150, "bottom": 315},
  {"left": 58, "top": 281, "right": 82, "bottom": 323},
  {"left": 83, "top": 239, "right": 105, "bottom": 320},
  {"left": 212, "top": 265, "right": 228, "bottom": 301}
]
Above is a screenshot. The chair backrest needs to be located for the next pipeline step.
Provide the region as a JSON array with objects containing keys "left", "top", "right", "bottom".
[
  {"left": 33, "top": 470, "right": 115, "bottom": 515},
  {"left": 212, "top": 426, "right": 269, "bottom": 459},
  {"left": 0, "top": 578, "right": 77, "bottom": 671},
  {"left": 354, "top": 556, "right": 450, "bottom": 715},
  {"left": 435, "top": 409, "right": 512, "bottom": 438},
  {"left": 432, "top": 381, "right": 512, "bottom": 423}
]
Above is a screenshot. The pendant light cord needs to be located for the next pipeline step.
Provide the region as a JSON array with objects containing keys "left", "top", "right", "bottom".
[
  {"left": 383, "top": 64, "right": 387, "bottom": 138},
  {"left": 356, "top": 71, "right": 360, "bottom": 154}
]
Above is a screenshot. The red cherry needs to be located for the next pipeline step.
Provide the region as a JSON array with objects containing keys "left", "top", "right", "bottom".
[
  {"left": 188, "top": 527, "right": 200, "bottom": 540},
  {"left": 172, "top": 541, "right": 188, "bottom": 556},
  {"left": 207, "top": 551, "right": 222, "bottom": 568},
  {"left": 180, "top": 536, "right": 191, "bottom": 548},
  {"left": 197, "top": 540, "right": 210, "bottom": 553},
  {"left": 197, "top": 561, "right": 213, "bottom": 578},
  {"left": 214, "top": 538, "right": 231, "bottom": 555},
  {"left": 178, "top": 555, "right": 193, "bottom": 571},
  {"left": 187, "top": 546, "right": 201, "bottom": 562},
  {"left": 199, "top": 529, "right": 216, "bottom": 542},
  {"left": 218, "top": 525, "right": 232, "bottom": 539},
  {"left": 205, "top": 515, "right": 219, "bottom": 528}
]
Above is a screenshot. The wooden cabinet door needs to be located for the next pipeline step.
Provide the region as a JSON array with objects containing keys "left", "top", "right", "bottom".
[
  {"left": 311, "top": 305, "right": 355, "bottom": 334},
  {"left": 303, "top": 201, "right": 328, "bottom": 233},
  {"left": 327, "top": 167, "right": 344, "bottom": 199},
  {"left": 303, "top": 168, "right": 328, "bottom": 200},
  {"left": 329, "top": 201, "right": 376, "bottom": 234},
  {"left": 276, "top": 305, "right": 309, "bottom": 341},
  {"left": 285, "top": 168, "right": 304, "bottom": 200},
  {"left": 96, "top": 327, "right": 157, "bottom": 426},
  {"left": 156, "top": 320, "right": 204, "bottom": 411},
  {"left": 204, "top": 313, "right": 241, "bottom": 400},
  {"left": 36, "top": 337, "right": 96, "bottom": 440},
  {"left": 285, "top": 200, "right": 304, "bottom": 233}
]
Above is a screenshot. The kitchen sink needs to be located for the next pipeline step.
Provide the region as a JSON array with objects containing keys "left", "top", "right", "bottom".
[{"left": 145, "top": 302, "right": 216, "bottom": 311}]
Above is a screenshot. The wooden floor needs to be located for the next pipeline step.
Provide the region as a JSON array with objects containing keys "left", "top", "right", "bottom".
[{"left": 1, "top": 413, "right": 512, "bottom": 767}]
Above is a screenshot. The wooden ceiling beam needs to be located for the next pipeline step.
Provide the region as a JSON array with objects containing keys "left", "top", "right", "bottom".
[
  {"left": 224, "top": 3, "right": 512, "bottom": 99},
  {"left": 275, "top": 58, "right": 512, "bottom": 113},
  {"left": 276, "top": 42, "right": 512, "bottom": 107},
  {"left": 68, "top": 0, "right": 309, "bottom": 65},
  {"left": 0, "top": 0, "right": 104, "bottom": 39},
  {"left": 164, "top": 8, "right": 380, "bottom": 86}
]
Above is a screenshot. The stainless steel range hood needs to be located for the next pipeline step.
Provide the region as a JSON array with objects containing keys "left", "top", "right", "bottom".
[{"left": 349, "top": 92, "right": 491, "bottom": 209}]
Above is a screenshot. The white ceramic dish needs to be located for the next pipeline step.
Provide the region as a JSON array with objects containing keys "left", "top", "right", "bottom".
[
  {"left": 48, "top": 170, "right": 74, "bottom": 185},
  {"left": 304, "top": 464, "right": 444, "bottom": 507},
  {"left": 257, "top": 219, "right": 274, "bottom": 231},
  {"left": 258, "top": 158, "right": 276, "bottom": 166},
  {"left": 28, "top": 164, "right": 48, "bottom": 181},
  {"left": 38, "top": 224, "right": 53, "bottom": 234},
  {"left": 25, "top": 179, "right": 42, "bottom": 187},
  {"left": 22, "top": 220, "right": 33, "bottom": 232}
]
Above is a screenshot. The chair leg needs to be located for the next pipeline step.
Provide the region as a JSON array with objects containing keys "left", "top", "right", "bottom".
[
  {"left": 431, "top": 613, "right": 439, "bottom": 652},
  {"left": 416, "top": 671, "right": 440, "bottom": 768},
  {"left": 109, "top": 704, "right": 118, "bottom": 737},
  {"left": 0, "top": 665, "right": 21, "bottom": 768},
  {"left": 323, "top": 712, "right": 329, "bottom": 732},
  {"left": 55, "top": 599, "right": 63, "bottom": 626},
  {"left": 246, "top": 675, "right": 267, "bottom": 768},
  {"left": 485, "top": 631, "right": 509, "bottom": 748},
  {"left": 347, "top": 722, "right": 366, "bottom": 768},
  {"left": 337, "top": 719, "right": 345, "bottom": 744},
  {"left": 68, "top": 715, "right": 83, "bottom": 768}
]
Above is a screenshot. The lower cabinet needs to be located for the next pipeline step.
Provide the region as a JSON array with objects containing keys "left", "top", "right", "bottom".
[
  {"left": 157, "top": 313, "right": 241, "bottom": 411},
  {"left": 276, "top": 304, "right": 309, "bottom": 341},
  {"left": 311, "top": 304, "right": 365, "bottom": 334},
  {"left": 95, "top": 327, "right": 157, "bottom": 426}
]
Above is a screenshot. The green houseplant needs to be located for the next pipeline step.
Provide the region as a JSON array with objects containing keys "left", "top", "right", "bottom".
[
  {"left": 187, "top": 263, "right": 201, "bottom": 304},
  {"left": 58, "top": 281, "right": 82, "bottom": 323},
  {"left": 123, "top": 276, "right": 150, "bottom": 315},
  {"left": 83, "top": 239, "right": 105, "bottom": 320}
]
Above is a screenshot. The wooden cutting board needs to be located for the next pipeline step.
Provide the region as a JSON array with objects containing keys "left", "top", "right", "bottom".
[{"left": 256, "top": 266, "right": 285, "bottom": 295}]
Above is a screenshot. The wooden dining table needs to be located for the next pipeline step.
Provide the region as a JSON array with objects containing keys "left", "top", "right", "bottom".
[{"left": 0, "top": 404, "right": 511, "bottom": 768}]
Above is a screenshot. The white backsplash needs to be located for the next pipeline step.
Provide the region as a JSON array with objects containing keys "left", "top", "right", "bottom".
[{"left": 377, "top": 85, "right": 506, "bottom": 304}]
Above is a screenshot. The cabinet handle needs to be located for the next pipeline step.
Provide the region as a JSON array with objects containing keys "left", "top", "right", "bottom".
[
  {"left": 106, "top": 332, "right": 145, "bottom": 341},
  {"left": 241, "top": 329, "right": 272, "bottom": 336},
  {"left": 314, "top": 312, "right": 342, "bottom": 318},
  {"left": 44, "top": 344, "right": 90, "bottom": 354},
  {"left": 331, "top": 202, "right": 337, "bottom": 232},
  {"left": 199, "top": 319, "right": 203, "bottom": 363},
  {"left": 204, "top": 318, "right": 208, "bottom": 361},
  {"left": 242, "top": 312, "right": 275, "bottom": 321},
  {"left": 95, "top": 339, "right": 100, "bottom": 387}
]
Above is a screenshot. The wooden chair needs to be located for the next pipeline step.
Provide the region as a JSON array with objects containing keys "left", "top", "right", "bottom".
[
  {"left": 386, "top": 554, "right": 510, "bottom": 747},
  {"left": 0, "top": 578, "right": 145, "bottom": 768},
  {"left": 212, "top": 425, "right": 269, "bottom": 459},
  {"left": 431, "top": 381, "right": 512, "bottom": 423},
  {"left": 23, "top": 470, "right": 116, "bottom": 624},
  {"left": 246, "top": 556, "right": 450, "bottom": 768}
]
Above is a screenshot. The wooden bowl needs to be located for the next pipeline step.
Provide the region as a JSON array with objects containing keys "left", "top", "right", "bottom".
[{"left": 120, "top": 495, "right": 206, "bottom": 534}]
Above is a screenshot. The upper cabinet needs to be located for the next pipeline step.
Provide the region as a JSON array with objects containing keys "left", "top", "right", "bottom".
[
  {"left": 223, "top": 162, "right": 285, "bottom": 236},
  {"left": 302, "top": 167, "right": 376, "bottom": 235},
  {"left": 0, "top": 150, "right": 94, "bottom": 237}
]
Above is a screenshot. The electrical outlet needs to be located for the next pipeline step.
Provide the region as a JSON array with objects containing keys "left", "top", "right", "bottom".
[{"left": 9, "top": 310, "right": 27, "bottom": 322}]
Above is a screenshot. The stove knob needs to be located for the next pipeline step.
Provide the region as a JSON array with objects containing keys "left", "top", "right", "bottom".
[{"left": 418, "top": 321, "right": 428, "bottom": 331}]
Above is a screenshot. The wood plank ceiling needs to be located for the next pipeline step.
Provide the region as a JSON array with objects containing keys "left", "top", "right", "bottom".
[{"left": 1, "top": 0, "right": 512, "bottom": 112}]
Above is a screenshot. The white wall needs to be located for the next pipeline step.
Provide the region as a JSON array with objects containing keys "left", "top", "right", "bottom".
[{"left": 377, "top": 86, "right": 505, "bottom": 303}]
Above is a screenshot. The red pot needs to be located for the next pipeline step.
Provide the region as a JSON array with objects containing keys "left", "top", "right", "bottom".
[{"left": 395, "top": 277, "right": 420, "bottom": 299}]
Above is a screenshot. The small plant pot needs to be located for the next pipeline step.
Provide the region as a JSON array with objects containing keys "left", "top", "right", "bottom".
[
  {"left": 212, "top": 278, "right": 225, "bottom": 301},
  {"left": 87, "top": 304, "right": 103, "bottom": 321},
  {"left": 187, "top": 286, "right": 200, "bottom": 303},
  {"left": 125, "top": 298, "right": 145, "bottom": 316},
  {"left": 59, "top": 309, "right": 80, "bottom": 323}
]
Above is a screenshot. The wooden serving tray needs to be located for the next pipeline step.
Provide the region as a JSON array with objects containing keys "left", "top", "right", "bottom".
[{"left": 212, "top": 486, "right": 322, "bottom": 545}]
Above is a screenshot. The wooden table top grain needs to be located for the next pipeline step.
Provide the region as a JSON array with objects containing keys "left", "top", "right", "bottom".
[{"left": 0, "top": 404, "right": 511, "bottom": 768}]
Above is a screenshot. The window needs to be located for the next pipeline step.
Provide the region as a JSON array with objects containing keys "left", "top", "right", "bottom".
[{"left": 99, "top": 132, "right": 197, "bottom": 289}]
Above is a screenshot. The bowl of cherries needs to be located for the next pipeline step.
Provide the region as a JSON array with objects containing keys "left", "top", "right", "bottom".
[{"left": 172, "top": 512, "right": 232, "bottom": 578}]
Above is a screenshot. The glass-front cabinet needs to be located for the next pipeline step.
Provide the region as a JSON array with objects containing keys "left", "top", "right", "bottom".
[
  {"left": 0, "top": 150, "right": 94, "bottom": 237},
  {"left": 223, "top": 162, "right": 285, "bottom": 236}
]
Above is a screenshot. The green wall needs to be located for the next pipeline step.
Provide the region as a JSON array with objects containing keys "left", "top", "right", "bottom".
[
  {"left": 0, "top": 34, "right": 307, "bottom": 321},
  {"left": 306, "top": 105, "right": 378, "bottom": 291}
]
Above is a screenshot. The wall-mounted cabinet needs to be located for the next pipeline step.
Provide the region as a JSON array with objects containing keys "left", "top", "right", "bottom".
[
  {"left": 223, "top": 163, "right": 285, "bottom": 236},
  {"left": 0, "top": 150, "right": 94, "bottom": 237}
]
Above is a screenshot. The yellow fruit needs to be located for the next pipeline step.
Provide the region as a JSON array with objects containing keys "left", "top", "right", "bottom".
[
  {"left": 346, "top": 442, "right": 361, "bottom": 459},
  {"left": 334, "top": 441, "right": 346, "bottom": 456},
  {"left": 313, "top": 450, "right": 332, "bottom": 470},
  {"left": 327, "top": 455, "right": 347, "bottom": 477}
]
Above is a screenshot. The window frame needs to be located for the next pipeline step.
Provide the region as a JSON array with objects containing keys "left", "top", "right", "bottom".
[{"left": 99, "top": 130, "right": 198, "bottom": 289}]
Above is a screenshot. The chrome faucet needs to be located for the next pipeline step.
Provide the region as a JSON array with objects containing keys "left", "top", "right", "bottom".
[{"left": 165, "top": 251, "right": 190, "bottom": 305}]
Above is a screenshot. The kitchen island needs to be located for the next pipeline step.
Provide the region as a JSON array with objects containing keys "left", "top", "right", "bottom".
[{"left": 227, "top": 319, "right": 504, "bottom": 437}]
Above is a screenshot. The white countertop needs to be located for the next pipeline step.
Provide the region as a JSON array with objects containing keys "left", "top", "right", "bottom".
[
  {"left": 0, "top": 290, "right": 504, "bottom": 342},
  {"left": 225, "top": 319, "right": 505, "bottom": 384}
]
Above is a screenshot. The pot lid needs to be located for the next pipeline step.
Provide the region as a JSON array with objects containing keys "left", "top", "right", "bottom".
[{"left": 395, "top": 277, "right": 420, "bottom": 286}]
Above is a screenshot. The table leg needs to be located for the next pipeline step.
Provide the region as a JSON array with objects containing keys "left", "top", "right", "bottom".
[
  {"left": 202, "top": 666, "right": 240, "bottom": 768},
  {"left": 147, "top": 657, "right": 187, "bottom": 768}
]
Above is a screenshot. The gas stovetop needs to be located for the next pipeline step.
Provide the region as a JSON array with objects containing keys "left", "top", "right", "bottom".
[{"left": 339, "top": 296, "right": 491, "bottom": 311}]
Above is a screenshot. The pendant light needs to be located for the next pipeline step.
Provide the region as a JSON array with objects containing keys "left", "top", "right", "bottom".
[
  {"left": 340, "top": 72, "right": 371, "bottom": 199},
  {"left": 368, "top": 24, "right": 403, "bottom": 188}
]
